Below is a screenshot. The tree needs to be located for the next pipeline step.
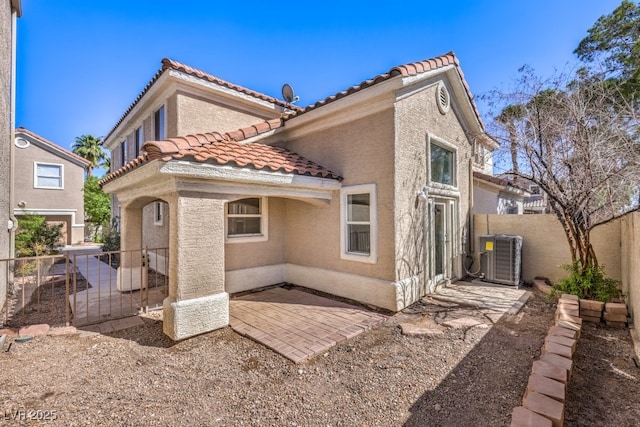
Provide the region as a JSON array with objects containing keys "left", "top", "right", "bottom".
[
  {"left": 72, "top": 135, "right": 106, "bottom": 177},
  {"left": 101, "top": 156, "right": 111, "bottom": 174},
  {"left": 486, "top": 68, "right": 640, "bottom": 297},
  {"left": 496, "top": 104, "right": 525, "bottom": 185},
  {"left": 574, "top": 0, "right": 640, "bottom": 100},
  {"left": 83, "top": 176, "right": 111, "bottom": 241}
]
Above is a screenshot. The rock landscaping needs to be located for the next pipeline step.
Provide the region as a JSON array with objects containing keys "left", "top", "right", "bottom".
[{"left": 0, "top": 290, "right": 637, "bottom": 426}]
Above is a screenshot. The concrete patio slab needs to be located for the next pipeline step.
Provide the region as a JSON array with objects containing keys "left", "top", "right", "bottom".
[
  {"left": 431, "top": 280, "right": 531, "bottom": 315},
  {"left": 230, "top": 287, "right": 388, "bottom": 363}
]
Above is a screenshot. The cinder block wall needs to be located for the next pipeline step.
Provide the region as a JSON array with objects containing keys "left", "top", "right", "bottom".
[
  {"left": 621, "top": 213, "right": 640, "bottom": 330},
  {"left": 472, "top": 214, "right": 622, "bottom": 284},
  {"left": 474, "top": 213, "right": 640, "bottom": 329}
]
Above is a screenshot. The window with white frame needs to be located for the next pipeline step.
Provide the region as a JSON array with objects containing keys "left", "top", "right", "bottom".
[
  {"left": 135, "top": 126, "right": 143, "bottom": 158},
  {"left": 34, "top": 162, "right": 63, "bottom": 189},
  {"left": 154, "top": 201, "right": 164, "bottom": 226},
  {"left": 430, "top": 142, "right": 455, "bottom": 186},
  {"left": 154, "top": 105, "right": 165, "bottom": 140},
  {"left": 226, "top": 197, "right": 268, "bottom": 242},
  {"left": 340, "top": 184, "right": 377, "bottom": 263}
]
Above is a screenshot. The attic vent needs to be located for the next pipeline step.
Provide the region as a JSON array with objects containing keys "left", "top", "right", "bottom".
[
  {"left": 436, "top": 81, "right": 450, "bottom": 115},
  {"left": 14, "top": 137, "right": 30, "bottom": 149}
]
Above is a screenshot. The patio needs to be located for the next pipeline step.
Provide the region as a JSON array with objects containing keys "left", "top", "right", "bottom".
[
  {"left": 229, "top": 286, "right": 389, "bottom": 363},
  {"left": 229, "top": 281, "right": 531, "bottom": 363}
]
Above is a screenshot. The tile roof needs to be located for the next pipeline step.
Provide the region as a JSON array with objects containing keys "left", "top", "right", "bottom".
[
  {"left": 102, "top": 51, "right": 484, "bottom": 187},
  {"left": 99, "top": 118, "right": 342, "bottom": 186},
  {"left": 15, "top": 127, "right": 91, "bottom": 167},
  {"left": 473, "top": 171, "right": 529, "bottom": 193},
  {"left": 285, "top": 51, "right": 485, "bottom": 131},
  {"left": 103, "top": 58, "right": 300, "bottom": 144}
]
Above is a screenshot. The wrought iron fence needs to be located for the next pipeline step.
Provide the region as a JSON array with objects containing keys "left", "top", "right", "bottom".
[{"left": 0, "top": 247, "right": 169, "bottom": 328}]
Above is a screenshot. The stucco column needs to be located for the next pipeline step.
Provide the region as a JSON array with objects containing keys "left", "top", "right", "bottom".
[
  {"left": 117, "top": 204, "right": 145, "bottom": 292},
  {"left": 163, "top": 194, "right": 228, "bottom": 340}
]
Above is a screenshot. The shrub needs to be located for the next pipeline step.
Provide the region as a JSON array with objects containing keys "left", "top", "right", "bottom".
[
  {"left": 551, "top": 261, "right": 621, "bottom": 302},
  {"left": 15, "top": 215, "right": 63, "bottom": 257},
  {"left": 100, "top": 228, "right": 121, "bottom": 268}
]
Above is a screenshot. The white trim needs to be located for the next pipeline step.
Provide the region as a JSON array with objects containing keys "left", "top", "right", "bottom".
[
  {"left": 436, "top": 80, "right": 451, "bottom": 114},
  {"left": 14, "top": 137, "right": 29, "bottom": 148},
  {"left": 225, "top": 264, "right": 286, "bottom": 294},
  {"left": 33, "top": 161, "right": 64, "bottom": 189},
  {"left": 224, "top": 263, "right": 432, "bottom": 312},
  {"left": 13, "top": 208, "right": 84, "bottom": 227},
  {"left": 427, "top": 134, "right": 458, "bottom": 189},
  {"left": 340, "top": 183, "right": 377, "bottom": 264},
  {"left": 287, "top": 264, "right": 403, "bottom": 312},
  {"left": 225, "top": 197, "right": 268, "bottom": 243}
]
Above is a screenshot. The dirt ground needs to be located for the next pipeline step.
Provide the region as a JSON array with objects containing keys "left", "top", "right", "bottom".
[{"left": 0, "top": 290, "right": 638, "bottom": 426}]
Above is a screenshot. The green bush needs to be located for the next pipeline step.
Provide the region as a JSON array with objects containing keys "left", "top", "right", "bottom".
[
  {"left": 551, "top": 261, "right": 621, "bottom": 302},
  {"left": 15, "top": 215, "right": 63, "bottom": 257},
  {"left": 100, "top": 228, "right": 121, "bottom": 268}
]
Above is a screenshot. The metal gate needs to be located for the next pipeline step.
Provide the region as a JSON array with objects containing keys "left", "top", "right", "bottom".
[{"left": 0, "top": 247, "right": 168, "bottom": 328}]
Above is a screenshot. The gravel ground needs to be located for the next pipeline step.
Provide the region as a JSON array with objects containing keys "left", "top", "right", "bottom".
[{"left": 0, "top": 290, "right": 638, "bottom": 426}]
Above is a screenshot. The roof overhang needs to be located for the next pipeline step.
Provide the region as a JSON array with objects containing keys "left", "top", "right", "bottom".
[
  {"left": 11, "top": 0, "right": 21, "bottom": 16},
  {"left": 103, "top": 160, "right": 340, "bottom": 207},
  {"left": 474, "top": 175, "right": 530, "bottom": 197}
]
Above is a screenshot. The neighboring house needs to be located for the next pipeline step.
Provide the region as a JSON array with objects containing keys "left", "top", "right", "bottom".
[
  {"left": 499, "top": 173, "right": 550, "bottom": 214},
  {"left": 101, "top": 52, "right": 497, "bottom": 340},
  {"left": 472, "top": 171, "right": 530, "bottom": 215},
  {"left": 1, "top": 0, "right": 21, "bottom": 310},
  {"left": 13, "top": 128, "right": 90, "bottom": 246}
]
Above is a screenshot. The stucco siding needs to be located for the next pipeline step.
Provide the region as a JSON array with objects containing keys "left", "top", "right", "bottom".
[
  {"left": 394, "top": 80, "right": 472, "bottom": 287},
  {"left": 13, "top": 140, "right": 85, "bottom": 214},
  {"left": 0, "top": 2, "right": 11, "bottom": 264},
  {"left": 276, "top": 109, "right": 396, "bottom": 282},
  {"left": 176, "top": 91, "right": 274, "bottom": 137},
  {"left": 225, "top": 197, "right": 286, "bottom": 271},
  {"left": 621, "top": 213, "right": 640, "bottom": 330}
]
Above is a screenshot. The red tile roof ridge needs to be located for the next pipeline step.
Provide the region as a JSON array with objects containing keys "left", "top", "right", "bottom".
[
  {"left": 103, "top": 58, "right": 300, "bottom": 144},
  {"left": 286, "top": 51, "right": 483, "bottom": 131},
  {"left": 473, "top": 171, "right": 529, "bottom": 193},
  {"left": 15, "top": 127, "right": 91, "bottom": 167}
]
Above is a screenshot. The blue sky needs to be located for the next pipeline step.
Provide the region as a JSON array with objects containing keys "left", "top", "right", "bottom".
[{"left": 16, "top": 0, "right": 622, "bottom": 163}]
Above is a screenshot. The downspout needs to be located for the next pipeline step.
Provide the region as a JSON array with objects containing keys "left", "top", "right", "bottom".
[
  {"left": 468, "top": 158, "right": 474, "bottom": 253},
  {"left": 8, "top": 5, "right": 19, "bottom": 257}
]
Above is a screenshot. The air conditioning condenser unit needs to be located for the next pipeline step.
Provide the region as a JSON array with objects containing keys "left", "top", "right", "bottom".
[{"left": 479, "top": 234, "right": 523, "bottom": 287}]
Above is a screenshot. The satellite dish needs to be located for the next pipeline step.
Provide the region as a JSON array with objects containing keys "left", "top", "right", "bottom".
[{"left": 281, "top": 83, "right": 299, "bottom": 104}]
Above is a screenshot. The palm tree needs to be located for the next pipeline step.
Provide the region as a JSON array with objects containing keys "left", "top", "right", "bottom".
[
  {"left": 497, "top": 104, "right": 525, "bottom": 185},
  {"left": 72, "top": 135, "right": 106, "bottom": 177},
  {"left": 101, "top": 156, "right": 111, "bottom": 175}
]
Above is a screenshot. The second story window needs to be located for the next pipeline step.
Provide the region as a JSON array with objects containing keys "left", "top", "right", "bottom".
[
  {"left": 34, "top": 162, "right": 63, "bottom": 189},
  {"left": 135, "top": 126, "right": 143, "bottom": 158},
  {"left": 120, "top": 140, "right": 127, "bottom": 166},
  {"left": 154, "top": 105, "right": 165, "bottom": 140},
  {"left": 430, "top": 142, "right": 455, "bottom": 186}
]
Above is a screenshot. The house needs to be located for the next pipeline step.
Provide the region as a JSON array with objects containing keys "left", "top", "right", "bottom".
[
  {"left": 13, "top": 127, "right": 90, "bottom": 246},
  {"left": 472, "top": 171, "right": 530, "bottom": 215},
  {"left": 100, "top": 52, "right": 497, "bottom": 340},
  {"left": 1, "top": 0, "right": 21, "bottom": 310},
  {"left": 498, "top": 173, "right": 550, "bottom": 214}
]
